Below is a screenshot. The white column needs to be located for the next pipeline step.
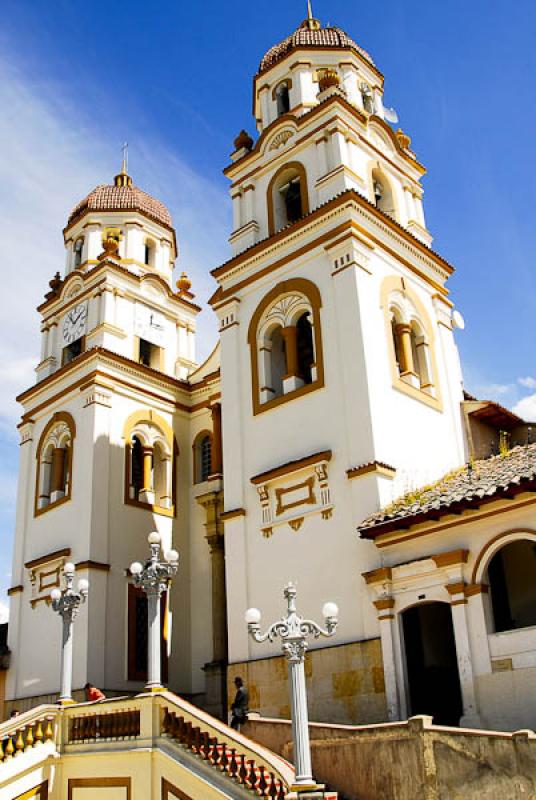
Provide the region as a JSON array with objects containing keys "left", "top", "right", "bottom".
[
  {"left": 59, "top": 612, "right": 74, "bottom": 703},
  {"left": 146, "top": 590, "right": 162, "bottom": 690},
  {"left": 40, "top": 326, "right": 50, "bottom": 362},
  {"left": 231, "top": 191, "right": 242, "bottom": 231},
  {"left": 449, "top": 592, "right": 481, "bottom": 727},
  {"left": 414, "top": 192, "right": 426, "bottom": 227},
  {"left": 341, "top": 64, "right": 360, "bottom": 106},
  {"left": 259, "top": 87, "right": 270, "bottom": 128},
  {"left": 243, "top": 186, "right": 255, "bottom": 225},
  {"left": 101, "top": 288, "right": 115, "bottom": 326},
  {"left": 288, "top": 655, "right": 313, "bottom": 785},
  {"left": 315, "top": 135, "right": 329, "bottom": 178},
  {"left": 403, "top": 186, "right": 417, "bottom": 222},
  {"left": 374, "top": 90, "right": 385, "bottom": 119},
  {"left": 466, "top": 588, "right": 492, "bottom": 676},
  {"left": 375, "top": 599, "right": 400, "bottom": 721}
]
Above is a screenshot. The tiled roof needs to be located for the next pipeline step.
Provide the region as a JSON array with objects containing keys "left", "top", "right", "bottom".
[
  {"left": 359, "top": 444, "right": 536, "bottom": 539},
  {"left": 67, "top": 183, "right": 173, "bottom": 230},
  {"left": 258, "top": 23, "right": 375, "bottom": 74}
]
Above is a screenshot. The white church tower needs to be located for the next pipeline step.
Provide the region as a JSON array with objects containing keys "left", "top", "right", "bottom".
[
  {"left": 6, "top": 159, "right": 210, "bottom": 707},
  {"left": 213, "top": 7, "right": 467, "bottom": 720}
]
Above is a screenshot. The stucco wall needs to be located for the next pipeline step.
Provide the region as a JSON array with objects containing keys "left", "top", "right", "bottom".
[
  {"left": 229, "top": 638, "right": 387, "bottom": 725},
  {"left": 244, "top": 715, "right": 536, "bottom": 800}
]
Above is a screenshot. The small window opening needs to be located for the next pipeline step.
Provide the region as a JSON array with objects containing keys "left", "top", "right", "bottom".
[
  {"left": 131, "top": 436, "right": 144, "bottom": 500},
  {"left": 276, "top": 82, "right": 290, "bottom": 117},
  {"left": 138, "top": 338, "right": 161, "bottom": 370},
  {"left": 296, "top": 313, "right": 314, "bottom": 384},
  {"left": 144, "top": 240, "right": 155, "bottom": 267},
  {"left": 361, "top": 83, "right": 374, "bottom": 114},
  {"left": 270, "top": 327, "right": 286, "bottom": 399},
  {"left": 372, "top": 170, "right": 395, "bottom": 218},
  {"left": 280, "top": 177, "right": 303, "bottom": 224},
  {"left": 391, "top": 316, "right": 403, "bottom": 375},
  {"left": 200, "top": 435, "right": 212, "bottom": 482},
  {"left": 73, "top": 238, "right": 83, "bottom": 269},
  {"left": 62, "top": 338, "right": 84, "bottom": 366}
]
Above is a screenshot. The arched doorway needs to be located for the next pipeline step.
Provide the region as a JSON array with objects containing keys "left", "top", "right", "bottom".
[{"left": 402, "top": 602, "right": 463, "bottom": 726}]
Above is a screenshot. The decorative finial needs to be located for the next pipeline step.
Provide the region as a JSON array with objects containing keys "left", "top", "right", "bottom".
[
  {"left": 301, "top": 0, "right": 320, "bottom": 30},
  {"left": 45, "top": 271, "right": 62, "bottom": 300},
  {"left": 234, "top": 129, "right": 254, "bottom": 152},
  {"left": 176, "top": 271, "right": 195, "bottom": 299},
  {"left": 97, "top": 236, "right": 120, "bottom": 262},
  {"left": 121, "top": 142, "right": 128, "bottom": 174},
  {"left": 114, "top": 142, "right": 133, "bottom": 188}
]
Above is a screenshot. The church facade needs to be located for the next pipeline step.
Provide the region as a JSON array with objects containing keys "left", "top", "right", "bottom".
[{"left": 6, "top": 9, "right": 536, "bottom": 733}]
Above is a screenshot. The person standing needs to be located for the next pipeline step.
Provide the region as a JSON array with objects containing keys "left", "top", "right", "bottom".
[{"left": 230, "top": 676, "right": 249, "bottom": 730}]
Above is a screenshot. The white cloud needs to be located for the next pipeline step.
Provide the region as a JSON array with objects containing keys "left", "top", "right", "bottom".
[
  {"left": 519, "top": 377, "right": 536, "bottom": 390},
  {"left": 476, "top": 383, "right": 514, "bottom": 398},
  {"left": 0, "top": 601, "right": 8, "bottom": 624},
  {"left": 513, "top": 394, "right": 536, "bottom": 422}
]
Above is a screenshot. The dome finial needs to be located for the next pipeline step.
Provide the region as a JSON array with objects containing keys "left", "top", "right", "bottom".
[
  {"left": 114, "top": 142, "right": 133, "bottom": 188},
  {"left": 302, "top": 0, "right": 321, "bottom": 31}
]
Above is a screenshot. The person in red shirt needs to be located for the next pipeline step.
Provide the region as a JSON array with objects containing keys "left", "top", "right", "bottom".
[{"left": 84, "top": 682, "right": 106, "bottom": 702}]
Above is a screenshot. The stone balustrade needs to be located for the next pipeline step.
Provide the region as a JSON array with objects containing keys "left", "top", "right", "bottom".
[{"left": 0, "top": 712, "right": 56, "bottom": 762}]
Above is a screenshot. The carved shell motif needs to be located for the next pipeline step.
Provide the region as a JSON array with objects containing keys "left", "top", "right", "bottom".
[{"left": 269, "top": 129, "right": 294, "bottom": 151}]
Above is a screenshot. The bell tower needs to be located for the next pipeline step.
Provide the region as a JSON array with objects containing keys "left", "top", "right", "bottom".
[
  {"left": 6, "top": 162, "right": 203, "bottom": 707},
  {"left": 212, "top": 7, "right": 467, "bottom": 710}
]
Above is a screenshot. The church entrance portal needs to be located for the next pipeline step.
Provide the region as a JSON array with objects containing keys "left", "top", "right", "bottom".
[{"left": 402, "top": 602, "right": 463, "bottom": 726}]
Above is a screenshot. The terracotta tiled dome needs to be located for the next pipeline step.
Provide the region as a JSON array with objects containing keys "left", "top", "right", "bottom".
[
  {"left": 67, "top": 176, "right": 173, "bottom": 230},
  {"left": 258, "top": 20, "right": 375, "bottom": 75}
]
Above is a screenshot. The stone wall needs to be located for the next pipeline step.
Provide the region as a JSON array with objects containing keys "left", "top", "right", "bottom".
[
  {"left": 228, "top": 638, "right": 386, "bottom": 726},
  {"left": 244, "top": 715, "right": 536, "bottom": 800}
]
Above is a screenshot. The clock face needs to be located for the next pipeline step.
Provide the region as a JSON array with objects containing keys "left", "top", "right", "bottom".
[
  {"left": 62, "top": 301, "right": 88, "bottom": 345},
  {"left": 134, "top": 303, "right": 166, "bottom": 347}
]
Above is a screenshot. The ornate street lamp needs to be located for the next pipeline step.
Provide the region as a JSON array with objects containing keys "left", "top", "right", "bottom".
[
  {"left": 50, "top": 562, "right": 89, "bottom": 705},
  {"left": 246, "top": 582, "right": 338, "bottom": 787},
  {"left": 129, "top": 532, "right": 179, "bottom": 692}
]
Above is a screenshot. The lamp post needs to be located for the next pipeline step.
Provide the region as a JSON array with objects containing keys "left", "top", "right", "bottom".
[
  {"left": 50, "top": 562, "right": 89, "bottom": 705},
  {"left": 129, "top": 532, "right": 179, "bottom": 692},
  {"left": 246, "top": 583, "right": 338, "bottom": 787}
]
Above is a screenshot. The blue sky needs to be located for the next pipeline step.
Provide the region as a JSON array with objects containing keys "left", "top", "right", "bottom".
[{"left": 0, "top": 0, "right": 535, "bottom": 614}]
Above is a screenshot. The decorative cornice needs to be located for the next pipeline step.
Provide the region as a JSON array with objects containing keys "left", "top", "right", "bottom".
[
  {"left": 220, "top": 508, "right": 247, "bottom": 522},
  {"left": 24, "top": 548, "right": 71, "bottom": 570},
  {"left": 251, "top": 450, "right": 332, "bottom": 485},
  {"left": 347, "top": 461, "right": 396, "bottom": 480}
]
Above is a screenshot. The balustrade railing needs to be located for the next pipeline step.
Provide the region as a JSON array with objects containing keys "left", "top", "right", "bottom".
[
  {"left": 69, "top": 708, "right": 140, "bottom": 742},
  {"left": 0, "top": 714, "right": 55, "bottom": 762},
  {"left": 162, "top": 708, "right": 288, "bottom": 798}
]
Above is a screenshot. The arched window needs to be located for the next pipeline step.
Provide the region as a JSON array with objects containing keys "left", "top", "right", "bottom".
[
  {"left": 383, "top": 280, "right": 438, "bottom": 404},
  {"left": 124, "top": 412, "right": 176, "bottom": 515},
  {"left": 487, "top": 540, "right": 536, "bottom": 633},
  {"left": 372, "top": 169, "right": 396, "bottom": 218},
  {"left": 73, "top": 238, "right": 84, "bottom": 270},
  {"left": 275, "top": 81, "right": 290, "bottom": 117},
  {"left": 267, "top": 163, "right": 309, "bottom": 235},
  {"left": 248, "top": 278, "right": 324, "bottom": 414},
  {"left": 193, "top": 430, "right": 213, "bottom": 483},
  {"left": 35, "top": 413, "right": 76, "bottom": 515}
]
